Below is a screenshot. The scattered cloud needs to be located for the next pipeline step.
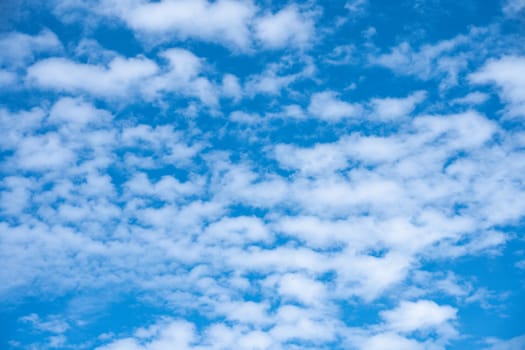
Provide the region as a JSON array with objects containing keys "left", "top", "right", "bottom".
[
  {"left": 370, "top": 91, "right": 426, "bottom": 120},
  {"left": 371, "top": 28, "right": 487, "bottom": 90},
  {"left": 485, "top": 334, "right": 525, "bottom": 350},
  {"left": 27, "top": 55, "right": 159, "bottom": 97},
  {"left": 380, "top": 300, "right": 457, "bottom": 334},
  {"left": 470, "top": 56, "right": 525, "bottom": 117},
  {"left": 254, "top": 5, "right": 315, "bottom": 50},
  {"left": 502, "top": 0, "right": 525, "bottom": 16},
  {"left": 308, "top": 91, "right": 362, "bottom": 121},
  {"left": 0, "top": 29, "right": 62, "bottom": 68},
  {"left": 1, "top": 2, "right": 524, "bottom": 350},
  {"left": 100, "top": 0, "right": 256, "bottom": 50},
  {"left": 451, "top": 91, "right": 490, "bottom": 105}
]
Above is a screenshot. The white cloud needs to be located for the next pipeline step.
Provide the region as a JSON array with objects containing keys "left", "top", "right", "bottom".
[
  {"left": 160, "top": 48, "right": 203, "bottom": 81},
  {"left": 244, "top": 57, "right": 314, "bottom": 96},
  {"left": 215, "top": 300, "right": 271, "bottom": 326},
  {"left": 124, "top": 172, "right": 203, "bottom": 203},
  {"left": 344, "top": 300, "right": 458, "bottom": 349},
  {"left": 470, "top": 56, "right": 525, "bottom": 117},
  {"left": 55, "top": 0, "right": 318, "bottom": 52},
  {"left": 451, "top": 91, "right": 490, "bottom": 105},
  {"left": 502, "top": 0, "right": 525, "bottom": 16},
  {"left": 516, "top": 259, "right": 525, "bottom": 269},
  {"left": 201, "top": 216, "right": 271, "bottom": 246},
  {"left": 0, "top": 176, "right": 33, "bottom": 216},
  {"left": 345, "top": 0, "right": 369, "bottom": 13},
  {"left": 357, "top": 332, "right": 424, "bottom": 350},
  {"left": 371, "top": 29, "right": 485, "bottom": 89},
  {"left": 27, "top": 56, "right": 158, "bottom": 97},
  {"left": 0, "top": 107, "right": 46, "bottom": 152},
  {"left": 17, "top": 314, "right": 71, "bottom": 349},
  {"left": 245, "top": 69, "right": 297, "bottom": 96},
  {"left": 334, "top": 252, "right": 413, "bottom": 300},
  {"left": 0, "top": 29, "right": 62, "bottom": 68},
  {"left": 95, "top": 319, "right": 197, "bottom": 350},
  {"left": 0, "top": 69, "right": 17, "bottom": 86},
  {"left": 324, "top": 44, "right": 356, "bottom": 65},
  {"left": 144, "top": 48, "right": 220, "bottom": 105},
  {"left": 210, "top": 160, "right": 289, "bottom": 207},
  {"left": 268, "top": 305, "right": 340, "bottom": 344},
  {"left": 26, "top": 48, "right": 229, "bottom": 105},
  {"left": 370, "top": 91, "right": 426, "bottom": 120},
  {"left": 380, "top": 300, "right": 457, "bottom": 334},
  {"left": 19, "top": 313, "right": 70, "bottom": 334},
  {"left": 277, "top": 273, "right": 326, "bottom": 305},
  {"left": 2, "top": 96, "right": 524, "bottom": 350},
  {"left": 49, "top": 97, "right": 112, "bottom": 127},
  {"left": 2, "top": 26, "right": 524, "bottom": 350},
  {"left": 73, "top": 38, "right": 118, "bottom": 62},
  {"left": 343, "top": 134, "right": 406, "bottom": 163},
  {"left": 102, "top": 0, "right": 256, "bottom": 50},
  {"left": 229, "top": 110, "right": 261, "bottom": 124},
  {"left": 277, "top": 104, "right": 306, "bottom": 119},
  {"left": 221, "top": 73, "right": 242, "bottom": 101},
  {"left": 254, "top": 5, "right": 315, "bottom": 49},
  {"left": 308, "top": 91, "right": 362, "bottom": 121},
  {"left": 485, "top": 335, "right": 525, "bottom": 350},
  {"left": 274, "top": 142, "right": 348, "bottom": 174},
  {"left": 414, "top": 111, "right": 497, "bottom": 149},
  {"left": 14, "top": 132, "right": 76, "bottom": 171},
  {"left": 94, "top": 312, "right": 340, "bottom": 350},
  {"left": 120, "top": 124, "right": 202, "bottom": 166}
]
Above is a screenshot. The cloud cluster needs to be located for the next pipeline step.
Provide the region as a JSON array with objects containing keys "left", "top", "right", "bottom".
[
  {"left": 94, "top": 299, "right": 458, "bottom": 350},
  {"left": 470, "top": 56, "right": 525, "bottom": 118},
  {"left": 2, "top": 90, "right": 523, "bottom": 348},
  {"left": 2, "top": 1, "right": 525, "bottom": 349},
  {"left": 55, "top": 0, "right": 316, "bottom": 51}
]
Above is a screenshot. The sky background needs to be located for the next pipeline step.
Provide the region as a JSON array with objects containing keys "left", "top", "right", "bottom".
[{"left": 1, "top": 0, "right": 525, "bottom": 349}]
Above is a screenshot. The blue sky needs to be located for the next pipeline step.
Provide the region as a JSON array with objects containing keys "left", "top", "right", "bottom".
[{"left": 1, "top": 0, "right": 525, "bottom": 349}]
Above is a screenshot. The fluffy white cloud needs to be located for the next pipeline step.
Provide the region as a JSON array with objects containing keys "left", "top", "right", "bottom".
[
  {"left": 95, "top": 319, "right": 197, "bottom": 350},
  {"left": 274, "top": 142, "right": 348, "bottom": 174},
  {"left": 370, "top": 91, "right": 426, "bottom": 120},
  {"left": 254, "top": 5, "right": 315, "bottom": 49},
  {"left": 380, "top": 300, "right": 457, "bottom": 333},
  {"left": 12, "top": 132, "right": 76, "bottom": 171},
  {"left": 26, "top": 48, "right": 232, "bottom": 105},
  {"left": 470, "top": 56, "right": 525, "bottom": 117},
  {"left": 3, "top": 2, "right": 525, "bottom": 350},
  {"left": 308, "top": 91, "right": 362, "bottom": 121},
  {"left": 27, "top": 56, "right": 158, "bottom": 97},
  {"left": 276, "top": 273, "right": 326, "bottom": 305},
  {"left": 49, "top": 96, "right": 112, "bottom": 126},
  {"left": 0, "top": 29, "right": 62, "bottom": 68},
  {"left": 55, "top": 0, "right": 317, "bottom": 51},
  {"left": 356, "top": 332, "right": 424, "bottom": 350},
  {"left": 201, "top": 216, "right": 271, "bottom": 246},
  {"left": 3, "top": 100, "right": 514, "bottom": 317},
  {"left": 344, "top": 300, "right": 458, "bottom": 349},
  {"left": 100, "top": 0, "right": 256, "bottom": 50},
  {"left": 144, "top": 48, "right": 220, "bottom": 105},
  {"left": 221, "top": 73, "right": 242, "bottom": 101}
]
